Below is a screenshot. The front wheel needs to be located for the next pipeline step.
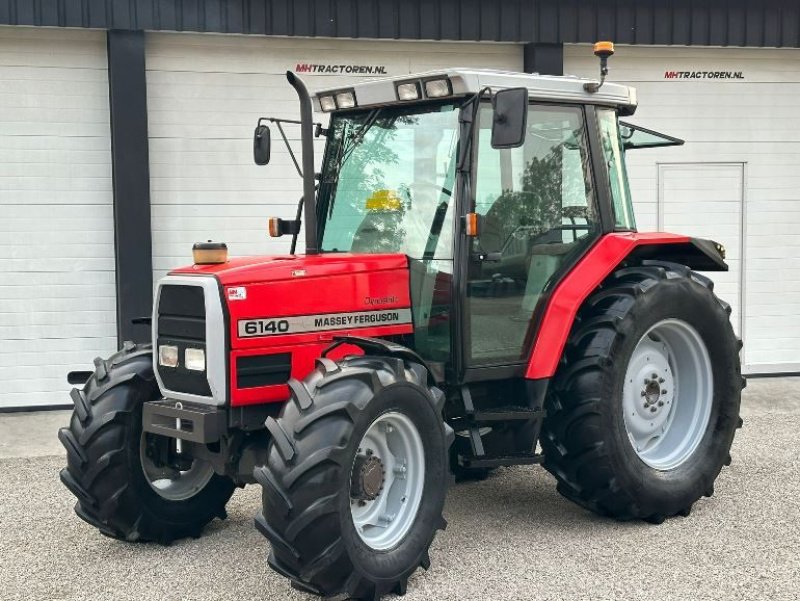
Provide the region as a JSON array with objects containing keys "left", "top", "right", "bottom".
[
  {"left": 254, "top": 355, "right": 452, "bottom": 600},
  {"left": 542, "top": 261, "right": 745, "bottom": 523},
  {"left": 59, "top": 342, "right": 235, "bottom": 543}
]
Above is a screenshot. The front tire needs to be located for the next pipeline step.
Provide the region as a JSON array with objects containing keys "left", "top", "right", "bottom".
[
  {"left": 59, "top": 342, "right": 235, "bottom": 543},
  {"left": 542, "top": 261, "right": 745, "bottom": 523},
  {"left": 254, "top": 355, "right": 452, "bottom": 600}
]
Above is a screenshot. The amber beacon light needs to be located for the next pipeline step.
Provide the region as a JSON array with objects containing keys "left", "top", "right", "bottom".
[{"left": 584, "top": 41, "right": 615, "bottom": 92}]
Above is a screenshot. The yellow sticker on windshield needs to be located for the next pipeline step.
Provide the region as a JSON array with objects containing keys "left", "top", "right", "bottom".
[{"left": 365, "top": 189, "right": 402, "bottom": 211}]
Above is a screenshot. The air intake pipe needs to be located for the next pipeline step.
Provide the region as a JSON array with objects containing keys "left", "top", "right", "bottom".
[{"left": 286, "top": 71, "right": 319, "bottom": 255}]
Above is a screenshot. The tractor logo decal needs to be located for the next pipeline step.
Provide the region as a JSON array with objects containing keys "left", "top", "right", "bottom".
[{"left": 238, "top": 309, "right": 412, "bottom": 338}]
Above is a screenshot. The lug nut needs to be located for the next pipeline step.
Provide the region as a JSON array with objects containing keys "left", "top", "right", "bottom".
[
  {"left": 658, "top": 401, "right": 664, "bottom": 407},
  {"left": 659, "top": 377, "right": 665, "bottom": 383},
  {"left": 662, "top": 389, "right": 668, "bottom": 395},
  {"left": 651, "top": 373, "right": 658, "bottom": 379},
  {"left": 641, "top": 391, "right": 646, "bottom": 397},
  {"left": 650, "top": 406, "right": 657, "bottom": 413}
]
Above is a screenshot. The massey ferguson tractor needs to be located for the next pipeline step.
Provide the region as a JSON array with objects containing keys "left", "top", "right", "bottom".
[{"left": 60, "top": 43, "right": 744, "bottom": 600}]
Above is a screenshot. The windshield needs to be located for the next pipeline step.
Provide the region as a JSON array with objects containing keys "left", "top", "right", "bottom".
[{"left": 317, "top": 102, "right": 461, "bottom": 259}]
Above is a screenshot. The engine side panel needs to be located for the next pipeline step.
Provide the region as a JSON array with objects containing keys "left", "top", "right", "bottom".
[
  {"left": 224, "top": 264, "right": 413, "bottom": 406},
  {"left": 525, "top": 232, "right": 709, "bottom": 380}
]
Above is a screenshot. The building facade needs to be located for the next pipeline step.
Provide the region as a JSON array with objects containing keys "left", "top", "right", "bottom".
[{"left": 1, "top": 1, "right": 798, "bottom": 409}]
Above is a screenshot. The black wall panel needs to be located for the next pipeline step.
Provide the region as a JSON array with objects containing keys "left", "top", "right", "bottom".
[{"left": 0, "top": 1, "right": 797, "bottom": 48}]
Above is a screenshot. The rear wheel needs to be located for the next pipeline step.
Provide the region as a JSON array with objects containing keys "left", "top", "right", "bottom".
[
  {"left": 59, "top": 342, "right": 235, "bottom": 543},
  {"left": 542, "top": 261, "right": 745, "bottom": 523},
  {"left": 254, "top": 355, "right": 452, "bottom": 600}
]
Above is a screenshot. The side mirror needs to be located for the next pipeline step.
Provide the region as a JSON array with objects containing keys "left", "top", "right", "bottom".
[
  {"left": 491, "top": 87, "right": 528, "bottom": 149},
  {"left": 253, "top": 124, "right": 271, "bottom": 165}
]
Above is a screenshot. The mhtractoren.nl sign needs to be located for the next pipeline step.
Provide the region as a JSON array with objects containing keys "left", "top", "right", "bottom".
[
  {"left": 294, "top": 62, "right": 389, "bottom": 76},
  {"left": 664, "top": 70, "right": 745, "bottom": 79}
]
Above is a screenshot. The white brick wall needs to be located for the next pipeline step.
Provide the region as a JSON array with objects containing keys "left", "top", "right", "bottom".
[{"left": 0, "top": 26, "right": 117, "bottom": 408}]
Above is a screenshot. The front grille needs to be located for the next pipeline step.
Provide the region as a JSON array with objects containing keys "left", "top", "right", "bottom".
[
  {"left": 157, "top": 284, "right": 212, "bottom": 397},
  {"left": 158, "top": 284, "right": 206, "bottom": 342}
]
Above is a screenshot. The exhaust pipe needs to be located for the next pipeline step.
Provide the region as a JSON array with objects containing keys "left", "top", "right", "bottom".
[{"left": 286, "top": 71, "right": 319, "bottom": 255}]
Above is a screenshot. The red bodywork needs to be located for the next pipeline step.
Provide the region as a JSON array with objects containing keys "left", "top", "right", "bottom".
[
  {"left": 170, "top": 233, "right": 691, "bottom": 405},
  {"left": 172, "top": 254, "right": 413, "bottom": 406}
]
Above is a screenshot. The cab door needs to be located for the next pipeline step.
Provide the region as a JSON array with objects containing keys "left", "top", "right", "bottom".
[{"left": 464, "top": 103, "right": 601, "bottom": 368}]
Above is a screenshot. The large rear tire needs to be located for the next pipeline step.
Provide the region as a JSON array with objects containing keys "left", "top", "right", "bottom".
[
  {"left": 254, "top": 355, "right": 452, "bottom": 600},
  {"left": 59, "top": 342, "right": 235, "bottom": 543},
  {"left": 542, "top": 261, "right": 745, "bottom": 523}
]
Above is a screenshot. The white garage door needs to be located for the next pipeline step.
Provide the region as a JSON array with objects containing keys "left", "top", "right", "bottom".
[
  {"left": 658, "top": 163, "right": 744, "bottom": 336},
  {"left": 0, "top": 27, "right": 116, "bottom": 409},
  {"left": 565, "top": 44, "right": 800, "bottom": 374},
  {"left": 146, "top": 33, "right": 522, "bottom": 281}
]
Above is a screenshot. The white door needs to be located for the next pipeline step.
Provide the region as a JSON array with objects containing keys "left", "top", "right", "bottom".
[
  {"left": 658, "top": 163, "right": 744, "bottom": 338},
  {"left": 145, "top": 33, "right": 522, "bottom": 281},
  {"left": 565, "top": 44, "right": 800, "bottom": 374},
  {"left": 0, "top": 27, "right": 116, "bottom": 409}
]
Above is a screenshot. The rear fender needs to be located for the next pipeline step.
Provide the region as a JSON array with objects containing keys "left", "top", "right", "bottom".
[{"left": 525, "top": 232, "right": 726, "bottom": 380}]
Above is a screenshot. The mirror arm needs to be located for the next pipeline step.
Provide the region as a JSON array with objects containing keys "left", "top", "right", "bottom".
[{"left": 274, "top": 120, "right": 304, "bottom": 178}]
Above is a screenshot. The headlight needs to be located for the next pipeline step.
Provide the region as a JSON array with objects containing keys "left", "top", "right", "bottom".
[
  {"left": 335, "top": 90, "right": 356, "bottom": 109},
  {"left": 185, "top": 348, "right": 206, "bottom": 371},
  {"left": 319, "top": 95, "right": 336, "bottom": 112},
  {"left": 424, "top": 78, "right": 452, "bottom": 98},
  {"left": 158, "top": 345, "right": 179, "bottom": 368},
  {"left": 396, "top": 81, "right": 421, "bottom": 101}
]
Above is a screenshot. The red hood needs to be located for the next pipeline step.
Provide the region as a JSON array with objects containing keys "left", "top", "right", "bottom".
[{"left": 169, "top": 253, "right": 409, "bottom": 286}]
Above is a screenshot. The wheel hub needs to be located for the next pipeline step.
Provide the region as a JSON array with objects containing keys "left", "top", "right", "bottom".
[
  {"left": 625, "top": 340, "right": 674, "bottom": 440},
  {"left": 622, "top": 319, "right": 713, "bottom": 471},
  {"left": 350, "top": 453, "right": 385, "bottom": 501}
]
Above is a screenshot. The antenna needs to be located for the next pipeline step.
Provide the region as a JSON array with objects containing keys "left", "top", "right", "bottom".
[{"left": 584, "top": 41, "right": 615, "bottom": 93}]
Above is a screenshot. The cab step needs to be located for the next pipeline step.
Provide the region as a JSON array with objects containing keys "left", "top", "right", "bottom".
[
  {"left": 470, "top": 406, "right": 546, "bottom": 422},
  {"left": 459, "top": 452, "right": 544, "bottom": 469}
]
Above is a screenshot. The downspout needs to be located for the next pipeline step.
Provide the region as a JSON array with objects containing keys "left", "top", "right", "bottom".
[{"left": 286, "top": 71, "right": 319, "bottom": 254}]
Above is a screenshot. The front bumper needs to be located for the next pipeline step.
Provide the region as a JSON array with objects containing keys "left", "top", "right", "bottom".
[{"left": 142, "top": 398, "right": 226, "bottom": 443}]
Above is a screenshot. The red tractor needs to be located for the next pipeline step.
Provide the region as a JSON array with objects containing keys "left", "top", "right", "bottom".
[{"left": 60, "top": 44, "right": 743, "bottom": 600}]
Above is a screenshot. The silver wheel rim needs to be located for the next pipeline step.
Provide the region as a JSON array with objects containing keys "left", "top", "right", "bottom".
[
  {"left": 139, "top": 432, "right": 215, "bottom": 501},
  {"left": 350, "top": 412, "right": 425, "bottom": 551},
  {"left": 622, "top": 319, "right": 713, "bottom": 471}
]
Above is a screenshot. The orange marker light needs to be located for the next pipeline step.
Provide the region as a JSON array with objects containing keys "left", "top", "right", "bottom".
[
  {"left": 268, "top": 217, "right": 281, "bottom": 237},
  {"left": 465, "top": 212, "right": 479, "bottom": 237},
  {"left": 593, "top": 41, "right": 615, "bottom": 57}
]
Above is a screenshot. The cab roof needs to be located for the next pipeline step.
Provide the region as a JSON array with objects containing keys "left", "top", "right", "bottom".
[{"left": 312, "top": 68, "right": 637, "bottom": 115}]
